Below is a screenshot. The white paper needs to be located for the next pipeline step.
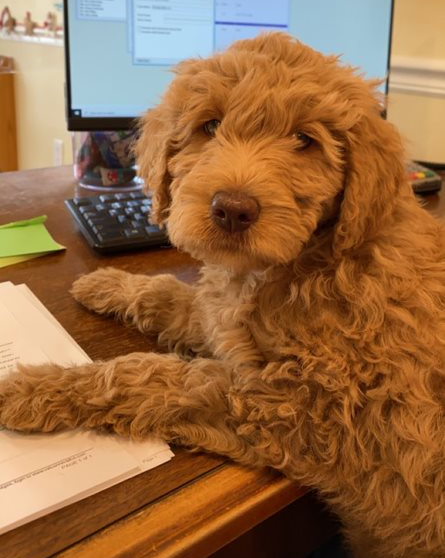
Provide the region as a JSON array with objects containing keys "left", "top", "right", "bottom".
[
  {"left": 0, "top": 430, "right": 139, "bottom": 532},
  {"left": 0, "top": 282, "right": 173, "bottom": 534},
  {"left": 0, "top": 282, "right": 90, "bottom": 368},
  {"left": 0, "top": 299, "right": 48, "bottom": 376}
]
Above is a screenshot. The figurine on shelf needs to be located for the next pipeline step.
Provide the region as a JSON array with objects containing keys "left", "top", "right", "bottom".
[
  {"left": 44, "top": 12, "right": 58, "bottom": 36},
  {"left": 24, "top": 11, "right": 37, "bottom": 36},
  {"left": 0, "top": 6, "right": 17, "bottom": 34},
  {"left": 0, "top": 56, "right": 14, "bottom": 72}
]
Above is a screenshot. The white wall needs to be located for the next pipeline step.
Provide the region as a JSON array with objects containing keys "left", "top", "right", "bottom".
[
  {"left": 0, "top": 1, "right": 71, "bottom": 169},
  {"left": 0, "top": 39, "right": 72, "bottom": 169},
  {"left": 387, "top": 0, "right": 445, "bottom": 164}
]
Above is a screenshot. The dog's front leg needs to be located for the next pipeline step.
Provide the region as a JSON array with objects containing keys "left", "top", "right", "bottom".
[
  {"left": 0, "top": 354, "right": 264, "bottom": 466},
  {"left": 71, "top": 267, "right": 207, "bottom": 354}
]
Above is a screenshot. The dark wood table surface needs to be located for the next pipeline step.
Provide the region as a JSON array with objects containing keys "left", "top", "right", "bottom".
[{"left": 0, "top": 166, "right": 344, "bottom": 558}]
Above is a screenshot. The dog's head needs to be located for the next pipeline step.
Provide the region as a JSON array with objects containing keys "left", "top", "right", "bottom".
[{"left": 136, "top": 33, "right": 408, "bottom": 271}]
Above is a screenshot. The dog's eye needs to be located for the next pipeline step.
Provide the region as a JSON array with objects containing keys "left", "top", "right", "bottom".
[
  {"left": 294, "top": 131, "right": 313, "bottom": 150},
  {"left": 203, "top": 119, "right": 221, "bottom": 137}
]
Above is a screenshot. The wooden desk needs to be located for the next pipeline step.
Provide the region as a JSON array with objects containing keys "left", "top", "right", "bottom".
[{"left": 0, "top": 167, "right": 337, "bottom": 558}]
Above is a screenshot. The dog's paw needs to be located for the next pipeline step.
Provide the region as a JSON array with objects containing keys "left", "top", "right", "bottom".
[
  {"left": 0, "top": 370, "right": 34, "bottom": 431},
  {"left": 71, "top": 267, "right": 131, "bottom": 316},
  {"left": 0, "top": 364, "right": 66, "bottom": 432}
]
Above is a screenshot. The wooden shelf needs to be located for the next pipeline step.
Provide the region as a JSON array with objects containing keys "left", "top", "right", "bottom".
[
  {"left": 0, "top": 26, "right": 63, "bottom": 46},
  {"left": 0, "top": 71, "right": 18, "bottom": 171}
]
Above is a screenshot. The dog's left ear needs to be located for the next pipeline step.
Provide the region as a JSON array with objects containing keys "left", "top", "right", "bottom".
[
  {"left": 135, "top": 105, "right": 173, "bottom": 226},
  {"left": 333, "top": 103, "right": 407, "bottom": 256}
]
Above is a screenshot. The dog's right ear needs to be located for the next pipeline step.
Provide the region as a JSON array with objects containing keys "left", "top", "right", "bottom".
[{"left": 135, "top": 106, "right": 173, "bottom": 226}]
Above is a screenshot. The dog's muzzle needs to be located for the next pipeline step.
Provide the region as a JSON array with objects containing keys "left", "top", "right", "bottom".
[{"left": 211, "top": 191, "right": 260, "bottom": 233}]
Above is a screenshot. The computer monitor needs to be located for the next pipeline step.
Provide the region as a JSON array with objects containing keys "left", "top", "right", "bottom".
[{"left": 63, "top": 0, "right": 394, "bottom": 132}]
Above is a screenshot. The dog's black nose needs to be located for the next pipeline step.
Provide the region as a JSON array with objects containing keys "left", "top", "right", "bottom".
[{"left": 211, "top": 191, "right": 260, "bottom": 233}]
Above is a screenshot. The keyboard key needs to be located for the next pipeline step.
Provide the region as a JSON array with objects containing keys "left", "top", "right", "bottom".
[
  {"left": 87, "top": 215, "right": 114, "bottom": 226},
  {"left": 109, "top": 208, "right": 124, "bottom": 217},
  {"left": 94, "top": 203, "right": 107, "bottom": 211},
  {"left": 145, "top": 225, "right": 163, "bottom": 234},
  {"left": 115, "top": 192, "right": 134, "bottom": 201},
  {"left": 72, "top": 197, "right": 93, "bottom": 206},
  {"left": 99, "top": 194, "right": 118, "bottom": 202},
  {"left": 79, "top": 210, "right": 98, "bottom": 219},
  {"left": 92, "top": 222, "right": 121, "bottom": 233},
  {"left": 97, "top": 230, "right": 125, "bottom": 242},
  {"left": 124, "top": 228, "right": 146, "bottom": 239}
]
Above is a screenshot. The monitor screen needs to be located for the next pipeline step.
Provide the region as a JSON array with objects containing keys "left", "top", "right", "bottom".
[{"left": 64, "top": 0, "right": 394, "bottom": 131}]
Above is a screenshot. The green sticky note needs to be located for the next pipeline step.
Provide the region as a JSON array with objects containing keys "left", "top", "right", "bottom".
[
  {"left": 0, "top": 215, "right": 49, "bottom": 230},
  {"left": 0, "top": 216, "right": 65, "bottom": 263}
]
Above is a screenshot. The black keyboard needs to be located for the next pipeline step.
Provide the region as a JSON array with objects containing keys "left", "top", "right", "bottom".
[{"left": 65, "top": 191, "right": 170, "bottom": 254}]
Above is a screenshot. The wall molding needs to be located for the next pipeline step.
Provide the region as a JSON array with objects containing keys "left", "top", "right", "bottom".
[
  {"left": 389, "top": 55, "right": 445, "bottom": 97},
  {"left": 0, "top": 29, "right": 63, "bottom": 46}
]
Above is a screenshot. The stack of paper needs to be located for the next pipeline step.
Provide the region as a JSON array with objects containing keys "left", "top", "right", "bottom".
[{"left": 0, "top": 281, "right": 173, "bottom": 534}]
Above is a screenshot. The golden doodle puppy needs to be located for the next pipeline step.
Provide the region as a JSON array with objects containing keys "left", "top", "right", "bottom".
[{"left": 2, "top": 33, "right": 445, "bottom": 557}]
